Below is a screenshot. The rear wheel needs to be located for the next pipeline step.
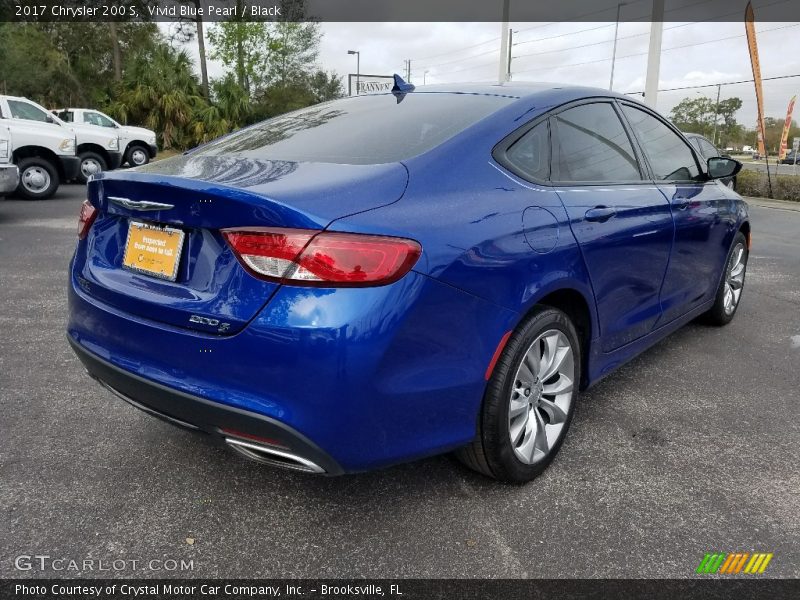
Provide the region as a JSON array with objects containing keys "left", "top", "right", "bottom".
[
  {"left": 16, "top": 157, "right": 59, "bottom": 200},
  {"left": 127, "top": 145, "right": 150, "bottom": 167},
  {"left": 457, "top": 307, "right": 580, "bottom": 483},
  {"left": 77, "top": 152, "right": 107, "bottom": 184},
  {"left": 701, "top": 231, "right": 748, "bottom": 326}
]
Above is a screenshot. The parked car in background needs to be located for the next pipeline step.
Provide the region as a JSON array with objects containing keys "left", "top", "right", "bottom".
[
  {"left": 55, "top": 108, "right": 157, "bottom": 167},
  {"left": 0, "top": 124, "right": 20, "bottom": 197},
  {"left": 0, "top": 95, "right": 121, "bottom": 185},
  {"left": 0, "top": 98, "right": 79, "bottom": 199},
  {"left": 684, "top": 133, "right": 737, "bottom": 190},
  {"left": 780, "top": 150, "right": 799, "bottom": 164},
  {"left": 68, "top": 83, "right": 748, "bottom": 483}
]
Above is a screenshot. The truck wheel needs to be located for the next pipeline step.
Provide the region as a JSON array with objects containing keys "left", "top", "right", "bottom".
[
  {"left": 77, "top": 152, "right": 107, "bottom": 184},
  {"left": 126, "top": 145, "right": 150, "bottom": 167},
  {"left": 16, "top": 157, "right": 59, "bottom": 200}
]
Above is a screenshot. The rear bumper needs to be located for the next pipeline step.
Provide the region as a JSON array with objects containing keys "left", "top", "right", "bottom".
[
  {"left": 69, "top": 336, "right": 344, "bottom": 475},
  {"left": 0, "top": 164, "right": 18, "bottom": 194},
  {"left": 68, "top": 263, "right": 519, "bottom": 472},
  {"left": 59, "top": 156, "right": 81, "bottom": 181}
]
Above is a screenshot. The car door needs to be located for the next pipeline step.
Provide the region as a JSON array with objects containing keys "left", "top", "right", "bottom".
[
  {"left": 551, "top": 100, "right": 674, "bottom": 352},
  {"left": 619, "top": 102, "right": 736, "bottom": 325}
]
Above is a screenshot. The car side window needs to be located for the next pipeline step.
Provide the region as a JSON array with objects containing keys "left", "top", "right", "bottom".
[
  {"left": 551, "top": 102, "right": 642, "bottom": 182},
  {"left": 505, "top": 121, "right": 549, "bottom": 181},
  {"left": 699, "top": 138, "right": 720, "bottom": 158},
  {"left": 58, "top": 111, "right": 74, "bottom": 123},
  {"left": 7, "top": 100, "right": 50, "bottom": 123},
  {"left": 86, "top": 112, "right": 115, "bottom": 128},
  {"left": 621, "top": 105, "right": 701, "bottom": 181}
]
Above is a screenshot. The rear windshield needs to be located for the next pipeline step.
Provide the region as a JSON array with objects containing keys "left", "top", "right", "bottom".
[{"left": 192, "top": 93, "right": 514, "bottom": 164}]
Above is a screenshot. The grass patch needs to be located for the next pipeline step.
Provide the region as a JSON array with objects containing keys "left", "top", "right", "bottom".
[
  {"left": 736, "top": 169, "right": 800, "bottom": 202},
  {"left": 152, "top": 148, "right": 182, "bottom": 162}
]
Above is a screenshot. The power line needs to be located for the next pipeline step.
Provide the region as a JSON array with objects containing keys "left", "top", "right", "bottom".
[
  {"left": 411, "top": 35, "right": 500, "bottom": 63},
  {"left": 513, "top": 23, "right": 800, "bottom": 77},
  {"left": 625, "top": 73, "right": 800, "bottom": 95}
]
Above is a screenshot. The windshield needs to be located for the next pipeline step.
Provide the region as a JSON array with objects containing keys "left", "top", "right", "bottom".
[{"left": 192, "top": 92, "right": 514, "bottom": 164}]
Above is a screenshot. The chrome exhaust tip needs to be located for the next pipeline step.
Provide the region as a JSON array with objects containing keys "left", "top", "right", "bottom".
[{"left": 224, "top": 437, "right": 326, "bottom": 474}]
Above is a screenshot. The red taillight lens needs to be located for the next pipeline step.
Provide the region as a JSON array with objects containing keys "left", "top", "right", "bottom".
[
  {"left": 77, "top": 200, "right": 98, "bottom": 240},
  {"left": 222, "top": 227, "right": 421, "bottom": 287}
]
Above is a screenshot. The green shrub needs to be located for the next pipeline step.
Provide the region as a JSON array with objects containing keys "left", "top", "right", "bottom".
[{"left": 735, "top": 169, "right": 800, "bottom": 202}]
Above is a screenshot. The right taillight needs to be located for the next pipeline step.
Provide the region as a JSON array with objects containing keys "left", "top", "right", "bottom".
[
  {"left": 77, "top": 200, "right": 98, "bottom": 240},
  {"left": 222, "top": 227, "right": 421, "bottom": 287}
]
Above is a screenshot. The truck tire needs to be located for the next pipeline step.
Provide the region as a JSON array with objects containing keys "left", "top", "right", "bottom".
[
  {"left": 77, "top": 151, "right": 107, "bottom": 184},
  {"left": 126, "top": 144, "right": 150, "bottom": 167},
  {"left": 16, "top": 157, "right": 59, "bottom": 200}
]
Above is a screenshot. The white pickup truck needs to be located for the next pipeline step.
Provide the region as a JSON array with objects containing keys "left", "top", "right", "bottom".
[
  {"left": 55, "top": 108, "right": 157, "bottom": 167},
  {"left": 0, "top": 124, "right": 20, "bottom": 197},
  {"left": 0, "top": 95, "right": 122, "bottom": 189},
  {"left": 0, "top": 100, "right": 79, "bottom": 200}
]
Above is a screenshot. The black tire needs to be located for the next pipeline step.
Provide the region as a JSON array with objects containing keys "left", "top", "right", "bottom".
[
  {"left": 701, "top": 231, "right": 748, "bottom": 326},
  {"left": 456, "top": 306, "right": 581, "bottom": 483},
  {"left": 15, "top": 157, "right": 59, "bottom": 200},
  {"left": 125, "top": 144, "right": 150, "bottom": 167},
  {"left": 76, "top": 151, "right": 107, "bottom": 185}
]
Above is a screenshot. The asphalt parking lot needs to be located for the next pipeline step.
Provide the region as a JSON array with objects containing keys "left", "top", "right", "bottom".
[{"left": 1, "top": 184, "right": 798, "bottom": 579}]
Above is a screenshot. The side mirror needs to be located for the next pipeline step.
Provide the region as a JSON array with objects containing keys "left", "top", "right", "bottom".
[{"left": 707, "top": 157, "right": 741, "bottom": 180}]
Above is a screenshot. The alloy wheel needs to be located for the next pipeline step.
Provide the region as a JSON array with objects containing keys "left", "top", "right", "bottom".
[
  {"left": 508, "top": 329, "right": 575, "bottom": 465},
  {"left": 723, "top": 242, "right": 746, "bottom": 315}
]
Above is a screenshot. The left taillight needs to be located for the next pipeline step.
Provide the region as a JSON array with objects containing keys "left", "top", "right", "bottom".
[
  {"left": 77, "top": 200, "right": 97, "bottom": 240},
  {"left": 222, "top": 227, "right": 422, "bottom": 287}
]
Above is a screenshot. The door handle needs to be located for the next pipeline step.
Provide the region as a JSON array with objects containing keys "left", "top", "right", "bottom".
[
  {"left": 673, "top": 197, "right": 691, "bottom": 210},
  {"left": 584, "top": 206, "right": 617, "bottom": 222}
]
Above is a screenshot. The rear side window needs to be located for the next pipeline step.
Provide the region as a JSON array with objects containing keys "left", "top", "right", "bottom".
[
  {"left": 192, "top": 93, "right": 514, "bottom": 165},
  {"left": 552, "top": 102, "right": 641, "bottom": 182},
  {"left": 58, "top": 111, "right": 74, "bottom": 122},
  {"left": 505, "top": 121, "right": 549, "bottom": 181},
  {"left": 621, "top": 105, "right": 701, "bottom": 181}
]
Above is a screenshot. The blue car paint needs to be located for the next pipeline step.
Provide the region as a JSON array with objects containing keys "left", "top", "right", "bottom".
[{"left": 67, "top": 84, "right": 749, "bottom": 472}]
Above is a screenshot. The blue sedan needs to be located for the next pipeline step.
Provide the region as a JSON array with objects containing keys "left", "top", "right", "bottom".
[{"left": 67, "top": 81, "right": 748, "bottom": 483}]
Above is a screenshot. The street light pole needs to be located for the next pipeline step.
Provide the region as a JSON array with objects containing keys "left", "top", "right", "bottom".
[
  {"left": 609, "top": 2, "right": 627, "bottom": 90},
  {"left": 712, "top": 83, "right": 722, "bottom": 146},
  {"left": 423, "top": 70, "right": 429, "bottom": 85},
  {"left": 347, "top": 50, "right": 360, "bottom": 95}
]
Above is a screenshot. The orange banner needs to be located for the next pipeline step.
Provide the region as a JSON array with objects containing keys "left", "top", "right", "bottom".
[
  {"left": 779, "top": 95, "right": 796, "bottom": 159},
  {"left": 745, "top": 2, "right": 767, "bottom": 157}
]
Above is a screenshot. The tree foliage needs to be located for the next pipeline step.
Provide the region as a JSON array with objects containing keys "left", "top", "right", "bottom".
[
  {"left": 0, "top": 19, "right": 344, "bottom": 151},
  {"left": 669, "top": 96, "right": 743, "bottom": 147}
]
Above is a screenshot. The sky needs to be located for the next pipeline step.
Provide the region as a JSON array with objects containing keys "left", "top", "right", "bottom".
[{"left": 167, "top": 19, "right": 800, "bottom": 123}]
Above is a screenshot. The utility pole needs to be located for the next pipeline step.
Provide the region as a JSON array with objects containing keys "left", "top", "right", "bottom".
[
  {"left": 406, "top": 59, "right": 412, "bottom": 81},
  {"left": 609, "top": 2, "right": 628, "bottom": 90},
  {"left": 643, "top": 0, "right": 664, "bottom": 108},
  {"left": 507, "top": 29, "right": 514, "bottom": 81},
  {"left": 498, "top": 0, "right": 510, "bottom": 84},
  {"left": 712, "top": 83, "right": 722, "bottom": 146}
]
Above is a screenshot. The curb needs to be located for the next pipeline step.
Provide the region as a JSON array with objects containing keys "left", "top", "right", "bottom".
[{"left": 743, "top": 196, "right": 800, "bottom": 212}]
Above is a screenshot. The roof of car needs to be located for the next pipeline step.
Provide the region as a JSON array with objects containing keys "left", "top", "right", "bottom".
[{"left": 409, "top": 82, "right": 634, "bottom": 102}]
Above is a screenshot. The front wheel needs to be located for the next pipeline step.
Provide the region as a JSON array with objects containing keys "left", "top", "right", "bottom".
[
  {"left": 126, "top": 145, "right": 150, "bottom": 167},
  {"left": 456, "top": 307, "right": 580, "bottom": 483},
  {"left": 701, "top": 231, "right": 748, "bottom": 326},
  {"left": 76, "top": 152, "right": 107, "bottom": 184},
  {"left": 16, "top": 157, "right": 59, "bottom": 200}
]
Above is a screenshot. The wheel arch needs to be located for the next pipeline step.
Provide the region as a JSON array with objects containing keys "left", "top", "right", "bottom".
[
  {"left": 77, "top": 143, "right": 111, "bottom": 165},
  {"left": 738, "top": 219, "right": 751, "bottom": 249},
  {"left": 12, "top": 146, "right": 63, "bottom": 179}
]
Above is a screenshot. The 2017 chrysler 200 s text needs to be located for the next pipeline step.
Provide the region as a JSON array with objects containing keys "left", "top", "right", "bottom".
[{"left": 67, "top": 81, "right": 749, "bottom": 483}]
